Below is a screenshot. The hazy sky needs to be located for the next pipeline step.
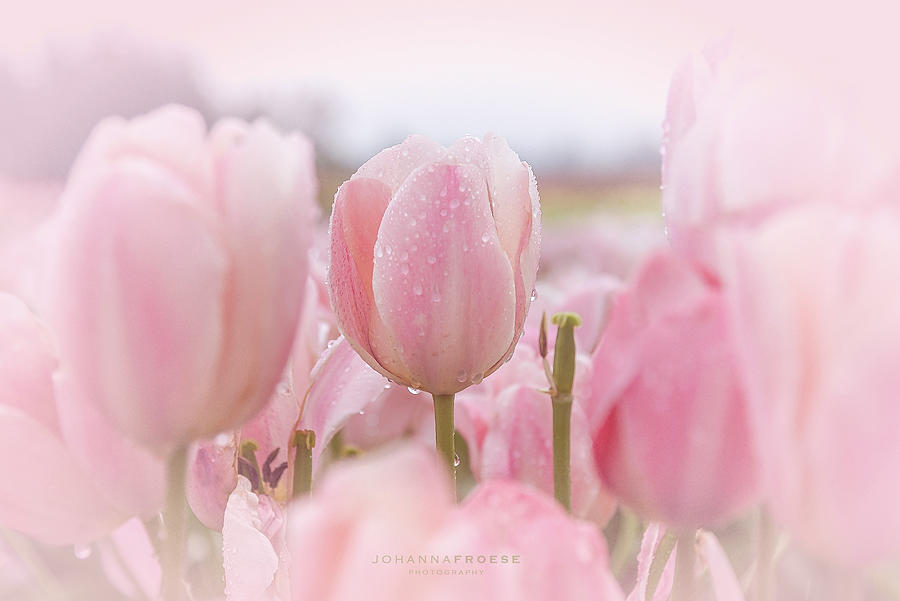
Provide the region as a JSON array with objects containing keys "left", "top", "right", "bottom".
[{"left": 1, "top": 0, "right": 893, "bottom": 167}]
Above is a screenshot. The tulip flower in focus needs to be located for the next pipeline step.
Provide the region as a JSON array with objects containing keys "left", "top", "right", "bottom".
[
  {"left": 589, "top": 250, "right": 760, "bottom": 528},
  {"left": 46, "top": 105, "right": 318, "bottom": 451},
  {"left": 328, "top": 134, "right": 541, "bottom": 395}
]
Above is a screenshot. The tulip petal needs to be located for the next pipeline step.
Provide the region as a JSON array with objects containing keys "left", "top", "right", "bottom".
[
  {"left": 0, "top": 294, "right": 59, "bottom": 433},
  {"left": 329, "top": 177, "right": 411, "bottom": 382},
  {"left": 697, "top": 531, "right": 745, "bottom": 601},
  {"left": 627, "top": 524, "right": 675, "bottom": 601},
  {"left": 49, "top": 159, "right": 227, "bottom": 447},
  {"left": 354, "top": 135, "right": 445, "bottom": 192},
  {"left": 187, "top": 437, "right": 238, "bottom": 531},
  {"left": 372, "top": 162, "right": 516, "bottom": 393},
  {"left": 98, "top": 518, "right": 162, "bottom": 601},
  {"left": 448, "top": 135, "right": 542, "bottom": 362},
  {"left": 0, "top": 405, "right": 121, "bottom": 544},
  {"left": 299, "top": 337, "right": 393, "bottom": 468},
  {"left": 54, "top": 371, "right": 165, "bottom": 517},
  {"left": 223, "top": 476, "right": 280, "bottom": 601},
  {"left": 208, "top": 121, "right": 315, "bottom": 430},
  {"left": 70, "top": 106, "right": 214, "bottom": 199}
]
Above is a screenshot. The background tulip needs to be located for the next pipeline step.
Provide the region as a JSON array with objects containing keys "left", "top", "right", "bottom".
[
  {"left": 286, "top": 444, "right": 624, "bottom": 601},
  {"left": 327, "top": 134, "right": 541, "bottom": 395},
  {"left": 0, "top": 293, "right": 163, "bottom": 544},
  {"left": 589, "top": 250, "right": 760, "bottom": 528},
  {"left": 722, "top": 205, "right": 900, "bottom": 565},
  {"left": 46, "top": 105, "right": 317, "bottom": 451}
]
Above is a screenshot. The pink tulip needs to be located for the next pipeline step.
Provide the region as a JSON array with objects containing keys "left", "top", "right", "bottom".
[
  {"left": 589, "top": 250, "right": 760, "bottom": 528},
  {"left": 723, "top": 205, "right": 900, "bottom": 565},
  {"left": 285, "top": 444, "right": 624, "bottom": 601},
  {"left": 662, "top": 40, "right": 900, "bottom": 272},
  {"left": 187, "top": 266, "right": 338, "bottom": 530},
  {"left": 328, "top": 134, "right": 541, "bottom": 394},
  {"left": 46, "top": 105, "right": 317, "bottom": 450},
  {"left": 0, "top": 293, "right": 163, "bottom": 544}
]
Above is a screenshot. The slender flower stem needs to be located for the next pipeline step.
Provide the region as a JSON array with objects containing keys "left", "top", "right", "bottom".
[
  {"left": 552, "top": 392, "right": 573, "bottom": 511},
  {"left": 292, "top": 429, "right": 316, "bottom": 497},
  {"left": 549, "top": 312, "right": 581, "bottom": 512},
  {"left": 672, "top": 531, "right": 695, "bottom": 601},
  {"left": 432, "top": 393, "right": 456, "bottom": 500},
  {"left": 161, "top": 446, "right": 188, "bottom": 601}
]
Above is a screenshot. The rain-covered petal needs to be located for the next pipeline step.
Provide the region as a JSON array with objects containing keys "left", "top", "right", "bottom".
[{"left": 372, "top": 162, "right": 516, "bottom": 393}]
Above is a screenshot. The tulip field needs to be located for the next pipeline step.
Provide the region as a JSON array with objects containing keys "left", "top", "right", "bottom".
[{"left": 1, "top": 6, "right": 900, "bottom": 601}]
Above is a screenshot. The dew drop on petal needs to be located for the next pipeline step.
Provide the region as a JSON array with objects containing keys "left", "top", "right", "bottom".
[
  {"left": 412, "top": 281, "right": 424, "bottom": 296},
  {"left": 470, "top": 372, "right": 484, "bottom": 385},
  {"left": 384, "top": 382, "right": 392, "bottom": 390},
  {"left": 481, "top": 232, "right": 490, "bottom": 243},
  {"left": 456, "top": 370, "right": 468, "bottom": 383},
  {"left": 453, "top": 454, "right": 461, "bottom": 467},
  {"left": 408, "top": 387, "right": 421, "bottom": 395},
  {"left": 426, "top": 255, "right": 436, "bottom": 265},
  {"left": 73, "top": 544, "right": 92, "bottom": 560},
  {"left": 530, "top": 288, "right": 538, "bottom": 302}
]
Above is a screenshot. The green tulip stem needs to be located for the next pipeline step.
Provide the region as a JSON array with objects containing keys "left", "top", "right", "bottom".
[
  {"left": 292, "top": 429, "right": 316, "bottom": 497},
  {"left": 550, "top": 312, "right": 581, "bottom": 512},
  {"left": 432, "top": 393, "right": 457, "bottom": 500}
]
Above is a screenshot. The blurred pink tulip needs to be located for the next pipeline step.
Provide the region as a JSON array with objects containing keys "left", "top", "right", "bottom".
[
  {"left": 0, "top": 293, "right": 163, "bottom": 544},
  {"left": 328, "top": 134, "right": 541, "bottom": 395},
  {"left": 47, "top": 105, "right": 318, "bottom": 451},
  {"left": 662, "top": 40, "right": 900, "bottom": 272},
  {"left": 589, "top": 250, "right": 760, "bottom": 528},
  {"left": 188, "top": 268, "right": 337, "bottom": 530},
  {"left": 724, "top": 206, "right": 900, "bottom": 565},
  {"left": 285, "top": 444, "right": 624, "bottom": 601}
]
